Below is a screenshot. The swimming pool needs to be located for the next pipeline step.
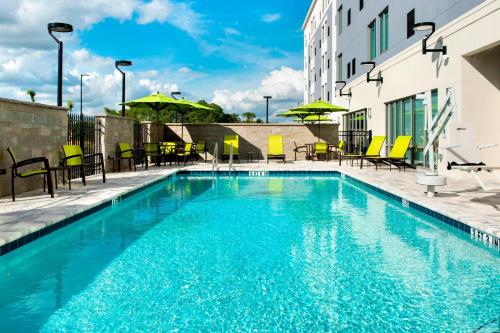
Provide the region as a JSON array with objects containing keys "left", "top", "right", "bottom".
[{"left": 0, "top": 174, "right": 498, "bottom": 331}]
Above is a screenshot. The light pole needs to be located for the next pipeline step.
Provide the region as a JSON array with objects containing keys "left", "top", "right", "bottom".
[
  {"left": 48, "top": 22, "right": 73, "bottom": 107},
  {"left": 115, "top": 60, "right": 133, "bottom": 117},
  {"left": 171, "top": 91, "right": 181, "bottom": 122},
  {"left": 80, "top": 74, "right": 90, "bottom": 151},
  {"left": 263, "top": 96, "right": 272, "bottom": 123}
]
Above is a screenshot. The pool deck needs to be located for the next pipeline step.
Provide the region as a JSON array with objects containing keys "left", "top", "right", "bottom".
[{"left": 1, "top": 160, "right": 499, "bottom": 253}]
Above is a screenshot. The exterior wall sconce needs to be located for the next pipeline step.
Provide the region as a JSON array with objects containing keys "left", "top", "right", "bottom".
[
  {"left": 335, "top": 81, "right": 352, "bottom": 97},
  {"left": 361, "top": 61, "right": 383, "bottom": 84},
  {"left": 413, "top": 22, "right": 447, "bottom": 55}
]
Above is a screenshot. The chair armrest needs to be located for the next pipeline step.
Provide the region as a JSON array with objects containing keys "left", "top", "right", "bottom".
[
  {"left": 62, "top": 154, "right": 83, "bottom": 162},
  {"left": 478, "top": 144, "right": 497, "bottom": 150},
  {"left": 14, "top": 157, "right": 49, "bottom": 168},
  {"left": 84, "top": 152, "right": 104, "bottom": 160},
  {"left": 119, "top": 149, "right": 135, "bottom": 155}
]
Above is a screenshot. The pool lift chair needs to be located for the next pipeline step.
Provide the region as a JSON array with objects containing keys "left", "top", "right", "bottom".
[{"left": 417, "top": 88, "right": 500, "bottom": 196}]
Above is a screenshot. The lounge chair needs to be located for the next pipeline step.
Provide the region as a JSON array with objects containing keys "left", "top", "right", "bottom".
[
  {"left": 361, "top": 136, "right": 413, "bottom": 171},
  {"left": 222, "top": 135, "right": 239, "bottom": 162},
  {"left": 311, "top": 142, "right": 328, "bottom": 161},
  {"left": 195, "top": 142, "right": 208, "bottom": 162},
  {"left": 6, "top": 147, "right": 54, "bottom": 201},
  {"left": 339, "top": 136, "right": 386, "bottom": 166},
  {"left": 293, "top": 141, "right": 307, "bottom": 161},
  {"left": 116, "top": 143, "right": 136, "bottom": 172},
  {"left": 176, "top": 143, "right": 195, "bottom": 165},
  {"left": 267, "top": 135, "right": 286, "bottom": 163},
  {"left": 144, "top": 143, "right": 163, "bottom": 170},
  {"left": 445, "top": 122, "right": 500, "bottom": 191},
  {"left": 61, "top": 145, "right": 106, "bottom": 185}
]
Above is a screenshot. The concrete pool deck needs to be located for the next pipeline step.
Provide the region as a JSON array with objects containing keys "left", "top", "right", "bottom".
[{"left": 1, "top": 160, "right": 499, "bottom": 253}]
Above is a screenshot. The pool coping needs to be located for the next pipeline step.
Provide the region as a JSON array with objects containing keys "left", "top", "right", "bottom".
[{"left": 1, "top": 170, "right": 498, "bottom": 256}]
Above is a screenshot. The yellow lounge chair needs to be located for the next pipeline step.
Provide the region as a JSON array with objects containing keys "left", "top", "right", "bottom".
[
  {"left": 144, "top": 143, "right": 164, "bottom": 169},
  {"left": 61, "top": 145, "right": 106, "bottom": 185},
  {"left": 361, "top": 136, "right": 413, "bottom": 171},
  {"left": 116, "top": 143, "right": 136, "bottom": 172},
  {"left": 160, "top": 142, "right": 176, "bottom": 166},
  {"left": 222, "top": 135, "right": 239, "bottom": 162},
  {"left": 6, "top": 147, "right": 54, "bottom": 201},
  {"left": 339, "top": 136, "right": 386, "bottom": 166},
  {"left": 267, "top": 135, "right": 286, "bottom": 163}
]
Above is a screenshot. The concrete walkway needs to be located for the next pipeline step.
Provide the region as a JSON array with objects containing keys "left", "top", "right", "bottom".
[{"left": 1, "top": 160, "right": 499, "bottom": 251}]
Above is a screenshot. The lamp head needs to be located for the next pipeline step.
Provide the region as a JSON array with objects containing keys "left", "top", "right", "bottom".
[
  {"left": 263, "top": 96, "right": 272, "bottom": 99},
  {"left": 171, "top": 91, "right": 181, "bottom": 96},
  {"left": 48, "top": 22, "right": 73, "bottom": 33},
  {"left": 115, "top": 60, "right": 132, "bottom": 67},
  {"left": 413, "top": 22, "right": 435, "bottom": 32}
]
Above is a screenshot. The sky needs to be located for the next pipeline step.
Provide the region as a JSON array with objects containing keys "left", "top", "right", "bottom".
[{"left": 0, "top": 0, "right": 310, "bottom": 121}]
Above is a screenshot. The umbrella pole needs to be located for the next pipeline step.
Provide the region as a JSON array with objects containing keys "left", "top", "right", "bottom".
[{"left": 181, "top": 114, "right": 184, "bottom": 142}]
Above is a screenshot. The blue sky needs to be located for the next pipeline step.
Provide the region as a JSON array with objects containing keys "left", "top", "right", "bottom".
[{"left": 0, "top": 0, "right": 310, "bottom": 119}]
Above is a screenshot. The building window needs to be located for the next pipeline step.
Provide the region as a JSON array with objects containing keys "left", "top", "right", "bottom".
[
  {"left": 385, "top": 92, "right": 438, "bottom": 165},
  {"left": 328, "top": 26, "right": 330, "bottom": 36},
  {"left": 327, "top": 91, "right": 331, "bottom": 102},
  {"left": 337, "top": 6, "right": 343, "bottom": 34},
  {"left": 379, "top": 7, "right": 389, "bottom": 53},
  {"left": 347, "top": 9, "right": 351, "bottom": 26},
  {"left": 352, "top": 58, "right": 356, "bottom": 75},
  {"left": 337, "top": 53, "right": 343, "bottom": 80},
  {"left": 407, "top": 9, "right": 415, "bottom": 38},
  {"left": 368, "top": 20, "right": 376, "bottom": 60},
  {"left": 359, "top": 0, "right": 364, "bottom": 11},
  {"left": 328, "top": 58, "right": 330, "bottom": 69},
  {"left": 347, "top": 62, "right": 351, "bottom": 78}
]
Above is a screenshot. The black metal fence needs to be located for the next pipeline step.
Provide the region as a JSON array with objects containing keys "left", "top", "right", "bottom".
[
  {"left": 67, "top": 113, "right": 102, "bottom": 177},
  {"left": 339, "top": 130, "right": 372, "bottom": 154},
  {"left": 133, "top": 121, "right": 146, "bottom": 149}
]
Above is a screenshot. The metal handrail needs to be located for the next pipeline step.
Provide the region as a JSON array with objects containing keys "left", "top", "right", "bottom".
[
  {"left": 228, "top": 143, "right": 234, "bottom": 175},
  {"left": 212, "top": 142, "right": 218, "bottom": 175}
]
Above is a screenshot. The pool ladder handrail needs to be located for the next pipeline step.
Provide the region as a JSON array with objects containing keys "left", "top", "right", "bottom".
[
  {"left": 228, "top": 144, "right": 236, "bottom": 175},
  {"left": 212, "top": 142, "right": 219, "bottom": 175}
]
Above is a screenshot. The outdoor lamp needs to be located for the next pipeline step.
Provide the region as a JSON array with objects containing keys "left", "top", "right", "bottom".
[
  {"left": 171, "top": 91, "right": 181, "bottom": 100},
  {"left": 48, "top": 22, "right": 73, "bottom": 107},
  {"left": 115, "top": 60, "right": 133, "bottom": 117},
  {"left": 361, "top": 61, "right": 383, "bottom": 84},
  {"left": 335, "top": 81, "right": 352, "bottom": 97},
  {"left": 413, "top": 22, "right": 447, "bottom": 55},
  {"left": 263, "top": 96, "right": 272, "bottom": 123}
]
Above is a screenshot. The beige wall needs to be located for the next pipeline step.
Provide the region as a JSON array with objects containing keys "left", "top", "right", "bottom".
[
  {"left": 0, "top": 98, "right": 68, "bottom": 198},
  {"left": 165, "top": 123, "right": 339, "bottom": 160},
  {"left": 337, "top": 0, "right": 500, "bottom": 171},
  {"left": 96, "top": 115, "right": 136, "bottom": 172}
]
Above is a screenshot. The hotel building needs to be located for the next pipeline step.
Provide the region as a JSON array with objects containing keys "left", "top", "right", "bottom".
[{"left": 303, "top": 0, "right": 500, "bottom": 169}]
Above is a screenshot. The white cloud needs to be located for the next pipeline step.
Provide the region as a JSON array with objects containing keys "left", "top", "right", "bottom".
[
  {"left": 212, "top": 67, "right": 303, "bottom": 120},
  {"left": 224, "top": 27, "right": 241, "bottom": 36},
  {"left": 177, "top": 67, "right": 192, "bottom": 74},
  {"left": 261, "top": 13, "right": 281, "bottom": 23}
]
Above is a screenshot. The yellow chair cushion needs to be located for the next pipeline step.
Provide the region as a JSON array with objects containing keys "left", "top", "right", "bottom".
[
  {"left": 268, "top": 135, "right": 284, "bottom": 155},
  {"left": 365, "top": 136, "right": 386, "bottom": 156},
  {"left": 118, "top": 143, "right": 133, "bottom": 158},
  {"left": 224, "top": 135, "right": 239, "bottom": 155},
  {"left": 315, "top": 142, "right": 327, "bottom": 154},
  {"left": 144, "top": 143, "right": 160, "bottom": 156},
  {"left": 20, "top": 169, "right": 47, "bottom": 177},
  {"left": 389, "top": 136, "right": 412, "bottom": 159},
  {"left": 62, "top": 145, "right": 83, "bottom": 166},
  {"left": 195, "top": 142, "right": 206, "bottom": 153}
]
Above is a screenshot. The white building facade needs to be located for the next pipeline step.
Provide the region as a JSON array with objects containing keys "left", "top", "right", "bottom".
[{"left": 303, "top": 0, "right": 500, "bottom": 169}]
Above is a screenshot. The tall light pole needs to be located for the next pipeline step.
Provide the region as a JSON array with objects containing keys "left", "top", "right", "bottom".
[
  {"left": 80, "top": 74, "right": 90, "bottom": 150},
  {"left": 48, "top": 22, "right": 73, "bottom": 107},
  {"left": 115, "top": 60, "right": 132, "bottom": 117},
  {"left": 263, "top": 96, "right": 272, "bottom": 123},
  {"left": 171, "top": 91, "right": 181, "bottom": 122}
]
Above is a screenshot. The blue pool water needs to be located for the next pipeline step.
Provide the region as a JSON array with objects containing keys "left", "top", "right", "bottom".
[{"left": 0, "top": 175, "right": 498, "bottom": 332}]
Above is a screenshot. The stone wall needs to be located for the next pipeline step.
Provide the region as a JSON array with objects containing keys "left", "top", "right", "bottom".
[
  {"left": 96, "top": 115, "right": 135, "bottom": 172},
  {"left": 0, "top": 98, "right": 68, "bottom": 198},
  {"left": 164, "top": 123, "right": 339, "bottom": 161}
]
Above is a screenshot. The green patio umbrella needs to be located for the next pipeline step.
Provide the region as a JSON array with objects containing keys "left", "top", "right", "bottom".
[
  {"left": 123, "top": 92, "right": 212, "bottom": 141},
  {"left": 277, "top": 110, "right": 311, "bottom": 123},
  {"left": 294, "top": 115, "right": 332, "bottom": 123},
  {"left": 291, "top": 100, "right": 348, "bottom": 141}
]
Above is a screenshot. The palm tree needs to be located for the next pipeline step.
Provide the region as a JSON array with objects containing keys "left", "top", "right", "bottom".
[
  {"left": 242, "top": 112, "right": 256, "bottom": 123},
  {"left": 26, "top": 89, "right": 36, "bottom": 103},
  {"left": 67, "top": 100, "right": 74, "bottom": 112}
]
